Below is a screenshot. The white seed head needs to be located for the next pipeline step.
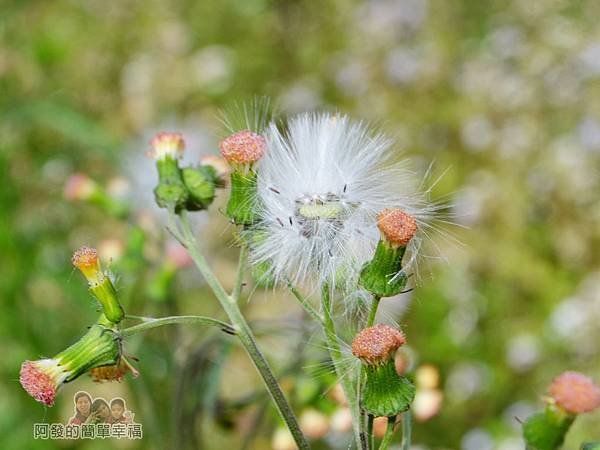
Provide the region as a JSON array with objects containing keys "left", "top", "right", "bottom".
[{"left": 249, "top": 113, "right": 435, "bottom": 289}]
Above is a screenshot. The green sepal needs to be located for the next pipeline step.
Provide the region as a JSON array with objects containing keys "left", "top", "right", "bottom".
[
  {"left": 226, "top": 171, "right": 261, "bottom": 225},
  {"left": 182, "top": 166, "right": 217, "bottom": 211},
  {"left": 523, "top": 406, "right": 575, "bottom": 450},
  {"left": 362, "top": 360, "right": 415, "bottom": 417},
  {"left": 154, "top": 156, "right": 189, "bottom": 211},
  {"left": 89, "top": 277, "right": 125, "bottom": 324},
  {"left": 55, "top": 323, "right": 121, "bottom": 383},
  {"left": 359, "top": 240, "right": 407, "bottom": 297}
]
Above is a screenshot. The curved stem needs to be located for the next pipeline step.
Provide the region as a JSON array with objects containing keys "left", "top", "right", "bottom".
[
  {"left": 174, "top": 211, "right": 310, "bottom": 449},
  {"left": 378, "top": 416, "right": 397, "bottom": 450},
  {"left": 321, "top": 283, "right": 364, "bottom": 449},
  {"left": 120, "top": 315, "right": 235, "bottom": 338},
  {"left": 400, "top": 411, "right": 412, "bottom": 450}
]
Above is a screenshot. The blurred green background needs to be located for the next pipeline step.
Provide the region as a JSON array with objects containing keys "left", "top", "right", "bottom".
[{"left": 2, "top": 0, "right": 600, "bottom": 449}]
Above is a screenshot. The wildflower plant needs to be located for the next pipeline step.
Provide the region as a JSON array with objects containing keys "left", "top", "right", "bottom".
[{"left": 20, "top": 97, "right": 598, "bottom": 450}]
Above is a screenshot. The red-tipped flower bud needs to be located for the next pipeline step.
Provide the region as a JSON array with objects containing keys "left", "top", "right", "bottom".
[{"left": 72, "top": 246, "right": 102, "bottom": 285}]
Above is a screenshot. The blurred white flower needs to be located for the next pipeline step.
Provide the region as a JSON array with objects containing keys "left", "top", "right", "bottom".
[
  {"left": 506, "top": 334, "right": 540, "bottom": 372},
  {"left": 461, "top": 428, "right": 494, "bottom": 450}
]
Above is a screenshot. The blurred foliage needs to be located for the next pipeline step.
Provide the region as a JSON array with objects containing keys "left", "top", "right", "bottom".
[{"left": 1, "top": 0, "right": 600, "bottom": 449}]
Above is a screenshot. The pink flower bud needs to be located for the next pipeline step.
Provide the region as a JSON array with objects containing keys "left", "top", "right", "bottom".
[
  {"left": 219, "top": 130, "right": 266, "bottom": 165},
  {"left": 549, "top": 371, "right": 600, "bottom": 414}
]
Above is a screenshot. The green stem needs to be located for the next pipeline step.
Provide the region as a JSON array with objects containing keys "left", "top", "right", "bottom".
[
  {"left": 232, "top": 244, "right": 248, "bottom": 302},
  {"left": 359, "top": 295, "right": 382, "bottom": 446},
  {"left": 400, "top": 411, "right": 412, "bottom": 450},
  {"left": 120, "top": 315, "right": 235, "bottom": 338},
  {"left": 368, "top": 414, "right": 375, "bottom": 450},
  {"left": 287, "top": 282, "right": 324, "bottom": 324},
  {"left": 175, "top": 211, "right": 310, "bottom": 450},
  {"left": 378, "top": 416, "right": 397, "bottom": 450},
  {"left": 366, "top": 296, "right": 381, "bottom": 327},
  {"left": 321, "top": 283, "right": 364, "bottom": 450}
]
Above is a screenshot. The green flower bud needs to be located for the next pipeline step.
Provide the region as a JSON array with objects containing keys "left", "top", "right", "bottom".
[
  {"left": 182, "top": 165, "right": 217, "bottom": 211},
  {"left": 360, "top": 208, "right": 417, "bottom": 297},
  {"left": 150, "top": 132, "right": 189, "bottom": 212},
  {"left": 523, "top": 406, "right": 574, "bottom": 450},
  {"left": 72, "top": 247, "right": 125, "bottom": 324},
  {"left": 219, "top": 130, "right": 267, "bottom": 226},
  {"left": 226, "top": 171, "right": 262, "bottom": 226},
  {"left": 352, "top": 324, "right": 415, "bottom": 417}
]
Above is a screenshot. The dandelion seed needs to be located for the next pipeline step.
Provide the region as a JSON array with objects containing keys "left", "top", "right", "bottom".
[{"left": 250, "top": 113, "right": 436, "bottom": 290}]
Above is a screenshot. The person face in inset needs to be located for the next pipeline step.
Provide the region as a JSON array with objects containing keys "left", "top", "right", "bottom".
[
  {"left": 96, "top": 402, "right": 110, "bottom": 421},
  {"left": 111, "top": 401, "right": 124, "bottom": 420},
  {"left": 75, "top": 394, "right": 91, "bottom": 417}
]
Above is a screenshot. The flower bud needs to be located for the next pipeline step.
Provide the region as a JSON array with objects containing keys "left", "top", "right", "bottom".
[
  {"left": 150, "top": 132, "right": 189, "bottom": 212},
  {"left": 523, "top": 371, "right": 600, "bottom": 450},
  {"left": 549, "top": 371, "right": 600, "bottom": 414},
  {"left": 219, "top": 130, "right": 266, "bottom": 167},
  {"left": 219, "top": 130, "right": 266, "bottom": 226},
  {"left": 72, "top": 247, "right": 125, "bottom": 324},
  {"left": 182, "top": 165, "right": 217, "bottom": 211},
  {"left": 20, "top": 322, "right": 121, "bottom": 406},
  {"left": 359, "top": 208, "right": 417, "bottom": 297},
  {"left": 352, "top": 325, "right": 415, "bottom": 417},
  {"left": 523, "top": 407, "right": 574, "bottom": 450}
]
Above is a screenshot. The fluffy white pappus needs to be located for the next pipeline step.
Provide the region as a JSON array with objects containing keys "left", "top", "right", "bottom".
[{"left": 249, "top": 112, "right": 438, "bottom": 290}]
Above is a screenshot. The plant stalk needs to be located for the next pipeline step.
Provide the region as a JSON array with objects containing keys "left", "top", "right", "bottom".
[
  {"left": 175, "top": 211, "right": 310, "bottom": 449},
  {"left": 321, "top": 283, "right": 364, "bottom": 449}
]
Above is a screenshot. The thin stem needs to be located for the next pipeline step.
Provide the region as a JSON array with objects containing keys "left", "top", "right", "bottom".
[
  {"left": 400, "top": 411, "right": 412, "bottom": 450},
  {"left": 174, "top": 211, "right": 310, "bottom": 450},
  {"left": 321, "top": 283, "right": 364, "bottom": 450},
  {"left": 359, "top": 295, "right": 382, "bottom": 445},
  {"left": 120, "top": 315, "right": 235, "bottom": 338},
  {"left": 378, "top": 416, "right": 397, "bottom": 450},
  {"left": 367, "top": 414, "right": 375, "bottom": 450},
  {"left": 287, "top": 282, "right": 324, "bottom": 324},
  {"left": 366, "top": 296, "right": 381, "bottom": 327},
  {"left": 232, "top": 244, "right": 248, "bottom": 302}
]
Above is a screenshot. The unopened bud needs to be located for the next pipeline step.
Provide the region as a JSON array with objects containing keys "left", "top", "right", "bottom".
[
  {"left": 352, "top": 325, "right": 415, "bottom": 417},
  {"left": 359, "top": 209, "right": 417, "bottom": 297},
  {"left": 72, "top": 247, "right": 124, "bottom": 323}
]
